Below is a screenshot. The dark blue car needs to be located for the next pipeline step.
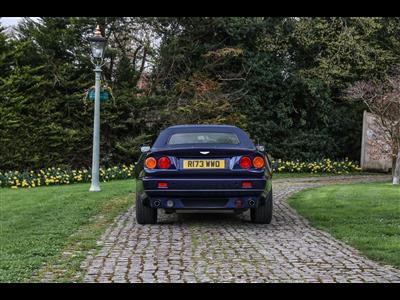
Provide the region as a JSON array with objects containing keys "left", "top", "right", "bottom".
[{"left": 134, "top": 125, "right": 273, "bottom": 224}]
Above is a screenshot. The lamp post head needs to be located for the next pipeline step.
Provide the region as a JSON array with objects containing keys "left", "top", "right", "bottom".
[
  {"left": 94, "top": 25, "right": 102, "bottom": 37},
  {"left": 88, "top": 25, "right": 107, "bottom": 60}
]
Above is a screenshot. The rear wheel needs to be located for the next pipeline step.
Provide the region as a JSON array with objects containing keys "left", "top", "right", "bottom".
[
  {"left": 136, "top": 194, "right": 157, "bottom": 224},
  {"left": 250, "top": 190, "right": 273, "bottom": 224}
]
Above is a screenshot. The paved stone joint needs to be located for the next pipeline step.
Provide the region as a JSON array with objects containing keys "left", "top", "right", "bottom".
[{"left": 81, "top": 176, "right": 400, "bottom": 283}]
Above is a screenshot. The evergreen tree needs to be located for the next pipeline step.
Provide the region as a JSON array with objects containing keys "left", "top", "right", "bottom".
[{"left": 2, "top": 17, "right": 400, "bottom": 170}]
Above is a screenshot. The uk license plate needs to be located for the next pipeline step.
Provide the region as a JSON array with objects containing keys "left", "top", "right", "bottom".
[{"left": 183, "top": 159, "right": 225, "bottom": 169}]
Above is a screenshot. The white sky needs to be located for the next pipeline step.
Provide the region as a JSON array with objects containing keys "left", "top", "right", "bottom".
[
  {"left": 1, "top": 17, "right": 40, "bottom": 27},
  {"left": 1, "top": 17, "right": 22, "bottom": 27}
]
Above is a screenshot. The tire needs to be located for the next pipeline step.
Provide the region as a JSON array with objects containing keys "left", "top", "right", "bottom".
[
  {"left": 135, "top": 194, "right": 157, "bottom": 224},
  {"left": 250, "top": 190, "right": 273, "bottom": 224}
]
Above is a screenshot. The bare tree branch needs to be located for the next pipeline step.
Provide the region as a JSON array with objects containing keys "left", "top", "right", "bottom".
[{"left": 344, "top": 66, "right": 400, "bottom": 183}]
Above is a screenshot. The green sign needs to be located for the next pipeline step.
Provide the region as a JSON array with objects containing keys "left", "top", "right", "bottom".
[{"left": 87, "top": 89, "right": 109, "bottom": 102}]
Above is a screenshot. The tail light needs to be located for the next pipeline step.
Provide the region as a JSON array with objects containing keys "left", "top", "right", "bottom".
[
  {"left": 158, "top": 182, "right": 168, "bottom": 188},
  {"left": 145, "top": 157, "right": 157, "bottom": 169},
  {"left": 239, "top": 156, "right": 252, "bottom": 169},
  {"left": 242, "top": 181, "right": 252, "bottom": 188},
  {"left": 253, "top": 156, "right": 265, "bottom": 169},
  {"left": 157, "top": 156, "right": 171, "bottom": 169}
]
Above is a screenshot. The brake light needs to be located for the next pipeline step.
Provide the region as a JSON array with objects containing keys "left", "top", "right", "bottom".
[
  {"left": 239, "top": 156, "right": 252, "bottom": 169},
  {"left": 158, "top": 182, "right": 168, "bottom": 188},
  {"left": 145, "top": 157, "right": 157, "bottom": 169},
  {"left": 253, "top": 156, "right": 265, "bottom": 169},
  {"left": 158, "top": 156, "right": 171, "bottom": 169}
]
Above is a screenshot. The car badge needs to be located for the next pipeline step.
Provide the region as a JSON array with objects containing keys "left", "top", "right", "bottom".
[{"left": 200, "top": 151, "right": 210, "bottom": 155}]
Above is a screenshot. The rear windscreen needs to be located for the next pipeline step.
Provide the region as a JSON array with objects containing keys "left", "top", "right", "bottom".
[{"left": 167, "top": 132, "right": 240, "bottom": 145}]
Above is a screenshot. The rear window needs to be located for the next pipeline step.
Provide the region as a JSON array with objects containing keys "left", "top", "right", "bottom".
[{"left": 168, "top": 132, "right": 240, "bottom": 145}]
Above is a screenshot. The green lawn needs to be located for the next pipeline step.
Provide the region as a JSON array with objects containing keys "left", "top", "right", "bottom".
[
  {"left": 288, "top": 182, "right": 400, "bottom": 268},
  {"left": 0, "top": 180, "right": 135, "bottom": 282}
]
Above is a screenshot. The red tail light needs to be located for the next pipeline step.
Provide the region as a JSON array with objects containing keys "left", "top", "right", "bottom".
[
  {"left": 242, "top": 182, "right": 252, "bottom": 188},
  {"left": 239, "top": 156, "right": 252, "bottom": 169},
  {"left": 158, "top": 182, "right": 168, "bottom": 188},
  {"left": 157, "top": 156, "right": 171, "bottom": 169}
]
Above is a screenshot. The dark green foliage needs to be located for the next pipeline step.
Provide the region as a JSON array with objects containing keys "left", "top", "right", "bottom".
[
  {"left": 1, "top": 17, "right": 400, "bottom": 170},
  {"left": 150, "top": 17, "right": 400, "bottom": 161},
  {"left": 0, "top": 18, "right": 153, "bottom": 170}
]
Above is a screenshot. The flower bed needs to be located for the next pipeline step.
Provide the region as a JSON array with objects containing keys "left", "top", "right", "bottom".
[
  {"left": 0, "top": 159, "right": 362, "bottom": 189},
  {"left": 0, "top": 165, "right": 135, "bottom": 189},
  {"left": 270, "top": 158, "right": 362, "bottom": 174}
]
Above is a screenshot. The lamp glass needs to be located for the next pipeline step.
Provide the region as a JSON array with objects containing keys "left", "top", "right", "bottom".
[{"left": 90, "top": 40, "right": 106, "bottom": 59}]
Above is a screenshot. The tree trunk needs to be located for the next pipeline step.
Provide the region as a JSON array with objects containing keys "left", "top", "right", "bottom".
[
  {"left": 392, "top": 143, "right": 398, "bottom": 176},
  {"left": 393, "top": 148, "right": 400, "bottom": 185}
]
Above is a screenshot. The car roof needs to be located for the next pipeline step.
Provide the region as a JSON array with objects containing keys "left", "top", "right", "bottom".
[
  {"left": 166, "top": 124, "right": 237, "bottom": 129},
  {"left": 152, "top": 124, "right": 255, "bottom": 149}
]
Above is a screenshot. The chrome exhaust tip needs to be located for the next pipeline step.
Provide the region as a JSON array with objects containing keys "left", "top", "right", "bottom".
[
  {"left": 153, "top": 200, "right": 161, "bottom": 207},
  {"left": 248, "top": 200, "right": 255, "bottom": 207}
]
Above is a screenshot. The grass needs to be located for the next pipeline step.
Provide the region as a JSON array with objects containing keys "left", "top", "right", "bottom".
[
  {"left": 288, "top": 182, "right": 400, "bottom": 268},
  {"left": 0, "top": 180, "right": 135, "bottom": 282}
]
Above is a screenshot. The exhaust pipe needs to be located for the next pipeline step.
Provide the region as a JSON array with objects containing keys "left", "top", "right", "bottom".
[
  {"left": 153, "top": 200, "right": 161, "bottom": 207},
  {"left": 248, "top": 200, "right": 255, "bottom": 207}
]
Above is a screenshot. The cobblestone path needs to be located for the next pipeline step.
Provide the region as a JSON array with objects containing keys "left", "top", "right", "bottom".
[{"left": 80, "top": 175, "right": 400, "bottom": 283}]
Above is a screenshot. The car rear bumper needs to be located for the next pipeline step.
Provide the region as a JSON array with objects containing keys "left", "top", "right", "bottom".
[
  {"left": 147, "top": 196, "right": 265, "bottom": 209},
  {"left": 140, "top": 177, "right": 268, "bottom": 209}
]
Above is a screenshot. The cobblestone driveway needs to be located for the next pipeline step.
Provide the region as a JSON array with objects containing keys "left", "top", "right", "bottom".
[{"left": 81, "top": 175, "right": 400, "bottom": 283}]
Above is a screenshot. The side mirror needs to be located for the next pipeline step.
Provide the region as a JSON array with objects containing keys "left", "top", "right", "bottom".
[
  {"left": 140, "top": 145, "right": 151, "bottom": 153},
  {"left": 256, "top": 145, "right": 265, "bottom": 152}
]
